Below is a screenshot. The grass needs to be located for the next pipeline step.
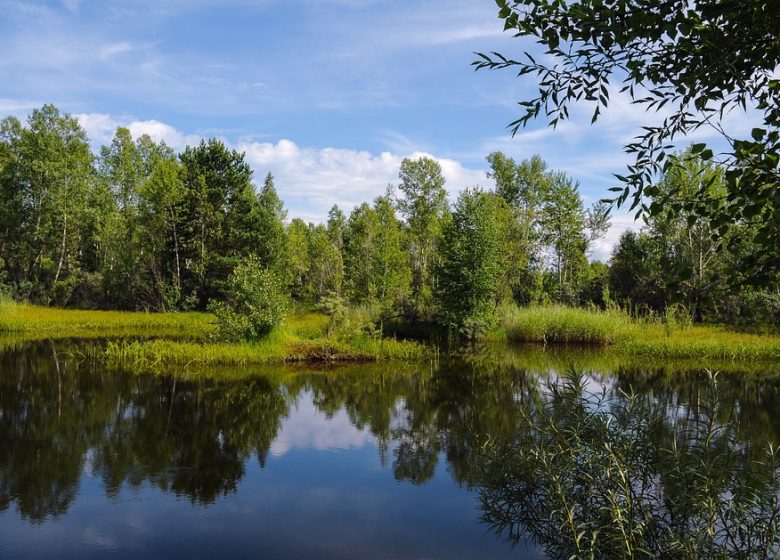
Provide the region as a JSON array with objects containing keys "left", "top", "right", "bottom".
[
  {"left": 0, "top": 300, "right": 213, "bottom": 339},
  {"left": 3, "top": 300, "right": 780, "bottom": 367},
  {"left": 495, "top": 304, "right": 780, "bottom": 361},
  {"left": 0, "top": 302, "right": 427, "bottom": 368}
]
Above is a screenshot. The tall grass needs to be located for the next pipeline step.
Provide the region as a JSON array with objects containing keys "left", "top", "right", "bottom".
[
  {"left": 0, "top": 301, "right": 213, "bottom": 339},
  {"left": 495, "top": 303, "right": 780, "bottom": 361},
  {"left": 496, "top": 304, "right": 635, "bottom": 344}
]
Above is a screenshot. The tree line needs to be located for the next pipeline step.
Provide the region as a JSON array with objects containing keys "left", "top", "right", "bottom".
[{"left": 0, "top": 105, "right": 777, "bottom": 331}]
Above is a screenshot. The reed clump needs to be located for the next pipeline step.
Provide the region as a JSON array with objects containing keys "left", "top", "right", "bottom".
[{"left": 495, "top": 304, "right": 780, "bottom": 361}]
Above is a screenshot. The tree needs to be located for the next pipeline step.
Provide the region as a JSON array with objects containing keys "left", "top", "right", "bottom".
[
  {"left": 256, "top": 172, "right": 287, "bottom": 271},
  {"left": 436, "top": 189, "right": 511, "bottom": 337},
  {"left": 371, "top": 195, "right": 411, "bottom": 307},
  {"left": 487, "top": 152, "right": 550, "bottom": 303},
  {"left": 209, "top": 257, "right": 287, "bottom": 342},
  {"left": 285, "top": 218, "right": 310, "bottom": 301},
  {"left": 134, "top": 136, "right": 189, "bottom": 310},
  {"left": 178, "top": 139, "right": 260, "bottom": 306},
  {"left": 648, "top": 152, "right": 727, "bottom": 320},
  {"left": 343, "top": 203, "right": 379, "bottom": 304},
  {"left": 539, "top": 173, "right": 589, "bottom": 303},
  {"left": 305, "top": 223, "right": 343, "bottom": 303},
  {"left": 475, "top": 0, "right": 780, "bottom": 283},
  {"left": 0, "top": 105, "right": 95, "bottom": 304},
  {"left": 95, "top": 127, "right": 144, "bottom": 308},
  {"left": 395, "top": 157, "right": 448, "bottom": 316},
  {"left": 609, "top": 231, "right": 666, "bottom": 312}
]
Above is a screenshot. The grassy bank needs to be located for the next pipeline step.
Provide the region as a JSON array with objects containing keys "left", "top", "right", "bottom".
[
  {"left": 0, "top": 300, "right": 213, "bottom": 339},
  {"left": 496, "top": 305, "right": 780, "bottom": 361},
  {"left": 0, "top": 302, "right": 427, "bottom": 366}
]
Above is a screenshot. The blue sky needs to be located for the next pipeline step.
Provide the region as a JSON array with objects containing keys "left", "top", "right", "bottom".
[{"left": 0, "top": 0, "right": 758, "bottom": 260}]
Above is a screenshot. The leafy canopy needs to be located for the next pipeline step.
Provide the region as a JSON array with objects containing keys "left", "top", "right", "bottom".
[{"left": 475, "top": 0, "right": 780, "bottom": 283}]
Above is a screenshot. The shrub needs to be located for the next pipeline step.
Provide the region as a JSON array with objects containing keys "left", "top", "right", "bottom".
[{"left": 209, "top": 258, "right": 288, "bottom": 342}]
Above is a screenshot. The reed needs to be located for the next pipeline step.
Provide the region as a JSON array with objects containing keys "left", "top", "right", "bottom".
[{"left": 495, "top": 304, "right": 780, "bottom": 361}]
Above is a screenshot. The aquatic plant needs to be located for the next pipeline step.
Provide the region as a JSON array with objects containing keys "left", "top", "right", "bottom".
[{"left": 479, "top": 371, "right": 780, "bottom": 559}]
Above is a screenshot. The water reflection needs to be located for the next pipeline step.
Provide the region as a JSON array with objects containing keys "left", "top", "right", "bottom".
[
  {"left": 0, "top": 340, "right": 779, "bottom": 558},
  {"left": 477, "top": 372, "right": 780, "bottom": 559}
]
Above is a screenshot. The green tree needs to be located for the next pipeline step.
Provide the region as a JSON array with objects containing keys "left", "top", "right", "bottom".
[
  {"left": 475, "top": 0, "right": 780, "bottom": 283},
  {"left": 436, "top": 189, "right": 511, "bottom": 337},
  {"left": 343, "top": 203, "right": 380, "bottom": 304},
  {"left": 256, "top": 172, "right": 287, "bottom": 272},
  {"left": 371, "top": 195, "right": 411, "bottom": 307},
  {"left": 95, "top": 127, "right": 144, "bottom": 308},
  {"left": 0, "top": 105, "right": 95, "bottom": 304},
  {"left": 134, "top": 137, "right": 189, "bottom": 310},
  {"left": 539, "top": 173, "right": 589, "bottom": 303},
  {"left": 396, "top": 157, "right": 448, "bottom": 316},
  {"left": 326, "top": 204, "right": 347, "bottom": 252},
  {"left": 609, "top": 231, "right": 666, "bottom": 312},
  {"left": 178, "top": 139, "right": 261, "bottom": 306},
  {"left": 209, "top": 257, "right": 288, "bottom": 342},
  {"left": 285, "top": 218, "right": 310, "bottom": 301},
  {"left": 306, "top": 223, "right": 343, "bottom": 303},
  {"left": 487, "top": 152, "right": 550, "bottom": 303}
]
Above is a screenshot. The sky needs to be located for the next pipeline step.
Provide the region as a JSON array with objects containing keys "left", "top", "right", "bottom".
[{"left": 0, "top": 0, "right": 760, "bottom": 260}]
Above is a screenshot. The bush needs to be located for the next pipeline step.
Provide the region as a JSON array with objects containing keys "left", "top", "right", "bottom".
[{"left": 209, "top": 258, "right": 288, "bottom": 342}]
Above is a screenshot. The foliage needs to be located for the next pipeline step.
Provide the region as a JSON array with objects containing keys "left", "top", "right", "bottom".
[
  {"left": 395, "top": 157, "right": 448, "bottom": 317},
  {"left": 436, "top": 189, "right": 511, "bottom": 338},
  {"left": 475, "top": 0, "right": 780, "bottom": 283},
  {"left": 209, "top": 258, "right": 288, "bottom": 342},
  {"left": 479, "top": 371, "right": 780, "bottom": 559}
]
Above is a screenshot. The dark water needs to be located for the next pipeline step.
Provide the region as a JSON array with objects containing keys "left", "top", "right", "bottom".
[{"left": 1, "top": 341, "right": 780, "bottom": 559}]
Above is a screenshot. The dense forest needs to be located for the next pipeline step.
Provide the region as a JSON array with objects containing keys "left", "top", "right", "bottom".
[{"left": 0, "top": 105, "right": 778, "bottom": 334}]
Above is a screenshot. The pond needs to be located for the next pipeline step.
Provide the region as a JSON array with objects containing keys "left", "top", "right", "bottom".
[{"left": 1, "top": 340, "right": 780, "bottom": 559}]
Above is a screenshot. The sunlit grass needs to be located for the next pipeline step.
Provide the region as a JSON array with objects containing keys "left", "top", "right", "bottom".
[
  {"left": 0, "top": 300, "right": 213, "bottom": 339},
  {"left": 0, "top": 301, "right": 427, "bottom": 367},
  {"left": 495, "top": 305, "right": 633, "bottom": 344},
  {"left": 495, "top": 304, "right": 780, "bottom": 361}
]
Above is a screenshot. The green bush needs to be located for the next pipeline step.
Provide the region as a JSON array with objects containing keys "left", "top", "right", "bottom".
[{"left": 209, "top": 258, "right": 288, "bottom": 342}]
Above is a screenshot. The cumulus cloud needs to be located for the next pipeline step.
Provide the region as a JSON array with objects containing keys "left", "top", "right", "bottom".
[
  {"left": 75, "top": 113, "right": 201, "bottom": 150},
  {"left": 239, "top": 139, "right": 490, "bottom": 221}
]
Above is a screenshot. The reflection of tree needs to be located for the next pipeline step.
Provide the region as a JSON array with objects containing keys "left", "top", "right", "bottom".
[
  {"left": 0, "top": 341, "right": 291, "bottom": 519},
  {"left": 477, "top": 372, "right": 780, "bottom": 559},
  {"left": 0, "top": 341, "right": 123, "bottom": 522},
  {"left": 93, "top": 375, "right": 289, "bottom": 505},
  {"left": 4, "top": 336, "right": 780, "bottom": 550}
]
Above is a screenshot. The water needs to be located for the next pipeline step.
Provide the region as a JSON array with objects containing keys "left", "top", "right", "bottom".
[{"left": 1, "top": 340, "right": 779, "bottom": 559}]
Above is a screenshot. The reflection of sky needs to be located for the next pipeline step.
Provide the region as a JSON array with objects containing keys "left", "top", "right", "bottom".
[
  {"left": 270, "top": 391, "right": 376, "bottom": 457},
  {"left": 0, "top": 391, "right": 541, "bottom": 560}
]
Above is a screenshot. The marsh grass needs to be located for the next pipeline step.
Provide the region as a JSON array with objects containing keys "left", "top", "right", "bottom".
[
  {"left": 0, "top": 301, "right": 213, "bottom": 339},
  {"left": 495, "top": 304, "right": 780, "bottom": 361}
]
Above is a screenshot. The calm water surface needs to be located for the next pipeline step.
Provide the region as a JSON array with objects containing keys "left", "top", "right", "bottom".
[{"left": 1, "top": 341, "right": 779, "bottom": 559}]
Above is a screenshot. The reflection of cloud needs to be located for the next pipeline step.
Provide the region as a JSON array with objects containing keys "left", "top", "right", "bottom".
[
  {"left": 81, "top": 528, "right": 118, "bottom": 550},
  {"left": 270, "top": 392, "right": 375, "bottom": 457}
]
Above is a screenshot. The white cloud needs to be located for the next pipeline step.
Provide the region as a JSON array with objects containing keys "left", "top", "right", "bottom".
[
  {"left": 240, "top": 139, "right": 490, "bottom": 219},
  {"left": 98, "top": 42, "right": 136, "bottom": 61},
  {"left": 126, "top": 120, "right": 201, "bottom": 151},
  {"left": 591, "top": 212, "right": 640, "bottom": 262},
  {"left": 75, "top": 113, "right": 201, "bottom": 150}
]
